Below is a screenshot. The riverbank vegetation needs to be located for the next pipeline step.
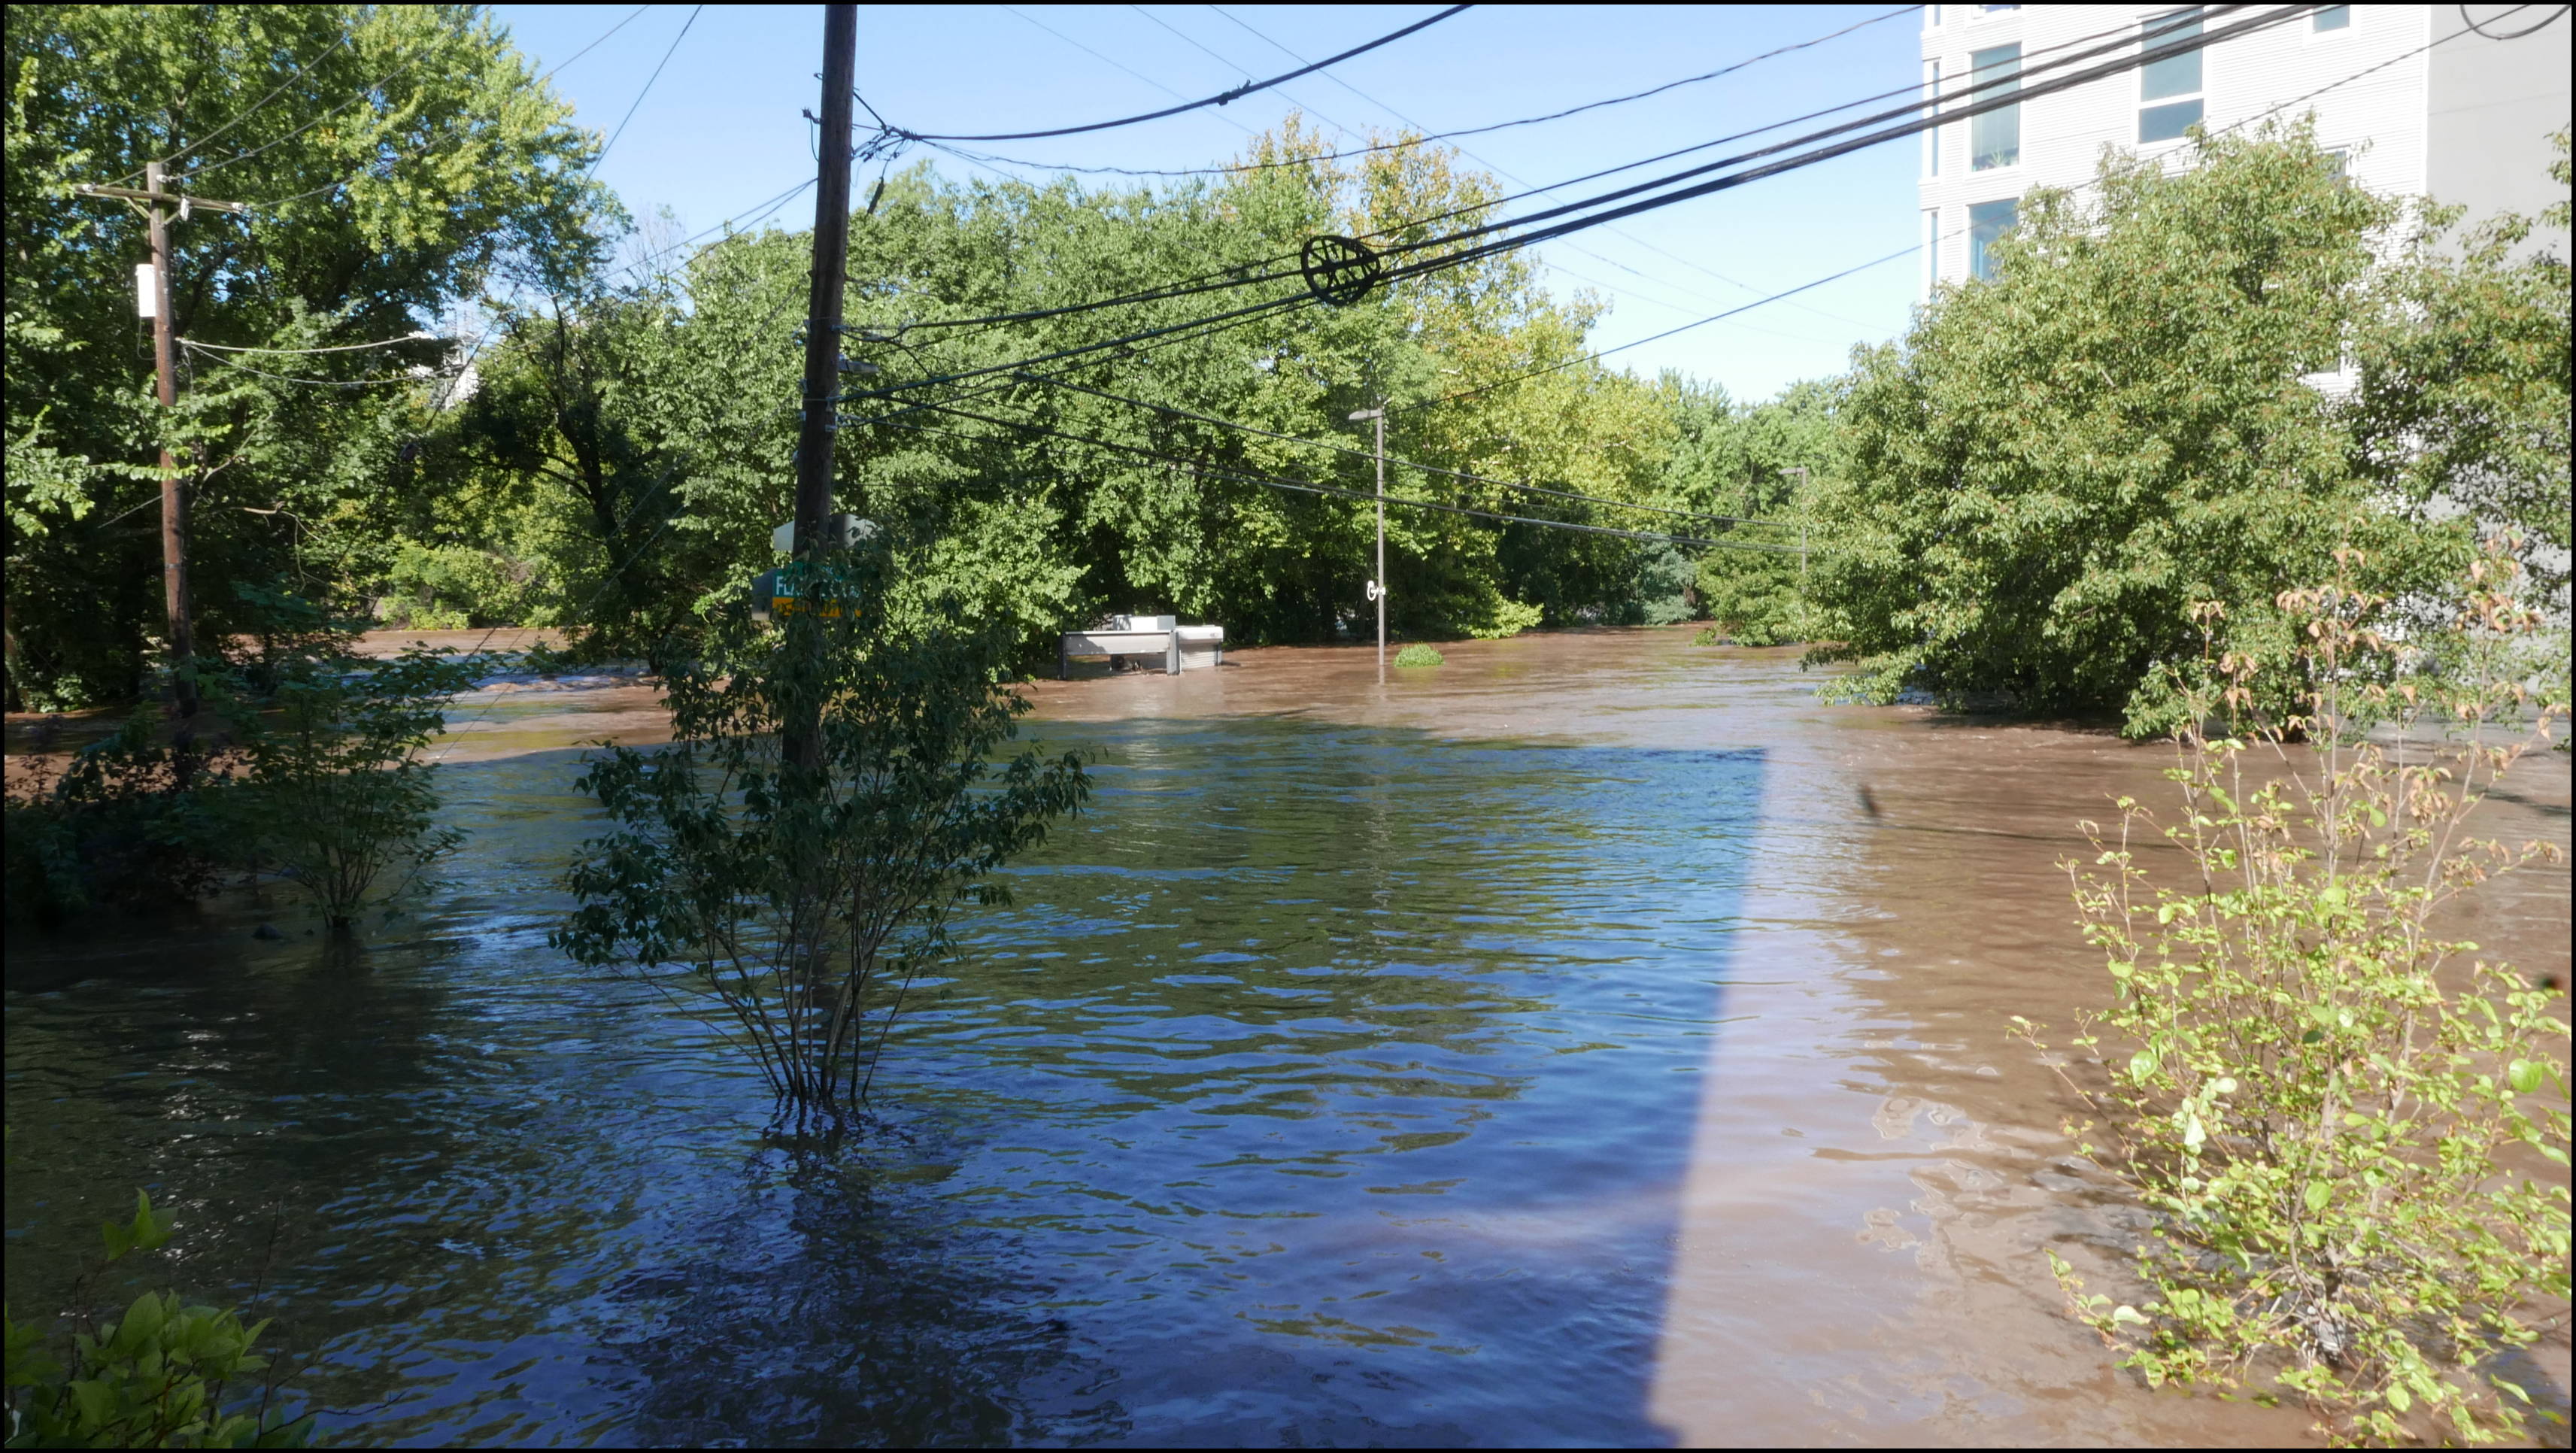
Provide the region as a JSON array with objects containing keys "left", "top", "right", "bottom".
[{"left": 2024, "top": 544, "right": 2570, "bottom": 1445}]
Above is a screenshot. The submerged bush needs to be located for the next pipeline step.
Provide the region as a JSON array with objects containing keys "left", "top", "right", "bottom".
[
  {"left": 228, "top": 648, "right": 478, "bottom": 932},
  {"left": 553, "top": 552, "right": 1088, "bottom": 1115},
  {"left": 3, "top": 714, "right": 238, "bottom": 927},
  {"left": 1391, "top": 643, "right": 1444, "bottom": 668},
  {"left": 2023, "top": 545, "right": 2570, "bottom": 1445}
]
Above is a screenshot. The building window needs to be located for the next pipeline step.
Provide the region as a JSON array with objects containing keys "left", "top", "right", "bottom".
[
  {"left": 1925, "top": 59, "right": 1943, "bottom": 176},
  {"left": 1922, "top": 207, "right": 1940, "bottom": 297},
  {"left": 2313, "top": 5, "right": 2350, "bottom": 29},
  {"left": 2140, "top": 8, "right": 2204, "bottom": 144},
  {"left": 1928, "top": 5, "right": 1943, "bottom": 27},
  {"left": 1970, "top": 44, "right": 2020, "bottom": 170},
  {"left": 1969, "top": 198, "right": 2017, "bottom": 281}
]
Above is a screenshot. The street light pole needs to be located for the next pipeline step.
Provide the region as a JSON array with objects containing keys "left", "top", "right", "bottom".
[{"left": 1350, "top": 405, "right": 1385, "bottom": 684}]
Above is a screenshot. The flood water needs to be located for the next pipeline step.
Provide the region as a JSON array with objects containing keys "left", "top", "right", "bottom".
[{"left": 7, "top": 629, "right": 2568, "bottom": 1446}]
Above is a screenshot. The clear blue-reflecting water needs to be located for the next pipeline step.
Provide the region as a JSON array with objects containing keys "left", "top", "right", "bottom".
[{"left": 7, "top": 715, "right": 1762, "bottom": 1446}]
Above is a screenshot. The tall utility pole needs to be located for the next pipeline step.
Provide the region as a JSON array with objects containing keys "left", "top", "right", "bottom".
[
  {"left": 74, "top": 165, "right": 250, "bottom": 726},
  {"left": 1350, "top": 405, "right": 1385, "bottom": 684},
  {"left": 784, "top": 2, "right": 858, "bottom": 772},
  {"left": 793, "top": 4, "right": 859, "bottom": 557}
]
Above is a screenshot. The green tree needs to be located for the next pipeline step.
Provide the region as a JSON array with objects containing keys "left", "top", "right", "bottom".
[
  {"left": 1656, "top": 377, "right": 1830, "bottom": 642},
  {"left": 1809, "top": 125, "right": 2471, "bottom": 734},
  {"left": 4, "top": 3, "right": 609, "bottom": 707}
]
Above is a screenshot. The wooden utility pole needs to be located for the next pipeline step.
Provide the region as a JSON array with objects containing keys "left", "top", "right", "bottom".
[
  {"left": 784, "top": 2, "right": 858, "bottom": 772},
  {"left": 1350, "top": 405, "right": 1385, "bottom": 684},
  {"left": 75, "top": 167, "right": 250, "bottom": 725},
  {"left": 793, "top": 5, "right": 858, "bottom": 557}
]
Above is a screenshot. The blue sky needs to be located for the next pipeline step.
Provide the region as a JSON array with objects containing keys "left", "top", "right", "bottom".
[{"left": 487, "top": 4, "right": 1925, "bottom": 402}]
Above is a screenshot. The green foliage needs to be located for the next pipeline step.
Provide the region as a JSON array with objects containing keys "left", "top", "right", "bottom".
[
  {"left": 4, "top": 616, "right": 476, "bottom": 931},
  {"left": 3, "top": 714, "right": 237, "bottom": 927},
  {"left": 5, "top": 1190, "right": 310, "bottom": 1448},
  {"left": 226, "top": 647, "right": 478, "bottom": 932},
  {"left": 1391, "top": 643, "right": 1444, "bottom": 668},
  {"left": 551, "top": 552, "right": 1089, "bottom": 1112},
  {"left": 1811, "top": 125, "right": 2486, "bottom": 734},
  {"left": 2021, "top": 545, "right": 2571, "bottom": 1445},
  {"left": 366, "top": 122, "right": 1686, "bottom": 668},
  {"left": 2348, "top": 130, "right": 2571, "bottom": 609},
  {"left": 1656, "top": 377, "right": 1825, "bottom": 642},
  {"left": 3, "top": 3, "right": 610, "bottom": 707}
]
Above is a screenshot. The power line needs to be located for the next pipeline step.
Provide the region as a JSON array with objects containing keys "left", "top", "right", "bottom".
[
  {"left": 909, "top": 397, "right": 1798, "bottom": 554},
  {"left": 856, "top": 5, "right": 2247, "bottom": 349},
  {"left": 179, "top": 333, "right": 433, "bottom": 354},
  {"left": 117, "top": 32, "right": 356, "bottom": 185},
  {"left": 177, "top": 338, "right": 425, "bottom": 389},
  {"left": 884, "top": 5, "right": 1473, "bottom": 142},
  {"left": 1197, "top": 5, "right": 1882, "bottom": 336},
  {"left": 1016, "top": 372, "right": 1798, "bottom": 529},
  {"left": 591, "top": 5, "right": 703, "bottom": 175},
  {"left": 837, "top": 6, "right": 2294, "bottom": 408},
  {"left": 1404, "top": 1, "right": 2487, "bottom": 417},
  {"left": 1397, "top": 241, "right": 1918, "bottom": 415},
  {"left": 1003, "top": 5, "right": 1261, "bottom": 140},
  {"left": 176, "top": 35, "right": 444, "bottom": 184},
  {"left": 1370, "top": 5, "right": 2280, "bottom": 270},
  {"left": 541, "top": 5, "right": 655, "bottom": 82},
  {"left": 918, "top": 4, "right": 1917, "bottom": 180}
]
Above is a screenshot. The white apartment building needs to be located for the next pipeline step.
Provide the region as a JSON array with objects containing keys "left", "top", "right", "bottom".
[{"left": 1918, "top": 3, "right": 2574, "bottom": 294}]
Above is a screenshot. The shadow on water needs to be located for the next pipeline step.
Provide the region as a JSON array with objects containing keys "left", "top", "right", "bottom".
[{"left": 7, "top": 715, "right": 1767, "bottom": 1446}]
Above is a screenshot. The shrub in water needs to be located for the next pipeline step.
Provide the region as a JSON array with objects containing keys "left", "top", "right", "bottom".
[
  {"left": 2021, "top": 544, "right": 2570, "bottom": 1445},
  {"left": 3, "top": 1190, "right": 311, "bottom": 1448},
  {"left": 229, "top": 648, "right": 479, "bottom": 933},
  {"left": 554, "top": 553, "right": 1088, "bottom": 1115},
  {"left": 1391, "top": 644, "right": 1444, "bottom": 668}
]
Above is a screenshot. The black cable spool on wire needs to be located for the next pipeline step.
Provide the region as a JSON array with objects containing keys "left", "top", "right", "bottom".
[{"left": 1300, "top": 235, "right": 1383, "bottom": 306}]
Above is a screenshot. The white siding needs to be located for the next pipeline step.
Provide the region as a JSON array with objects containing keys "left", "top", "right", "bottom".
[{"left": 1916, "top": 5, "right": 2435, "bottom": 289}]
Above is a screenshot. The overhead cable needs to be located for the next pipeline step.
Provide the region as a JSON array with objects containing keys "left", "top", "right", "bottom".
[
  {"left": 1403, "top": 1, "right": 2477, "bottom": 418},
  {"left": 177, "top": 35, "right": 444, "bottom": 184},
  {"left": 836, "top": 5, "right": 2294, "bottom": 406},
  {"left": 1018, "top": 373, "right": 1798, "bottom": 529},
  {"left": 853, "top": 5, "right": 2244, "bottom": 344},
  {"left": 113, "top": 32, "right": 356, "bottom": 186},
  {"left": 883, "top": 5, "right": 1473, "bottom": 142},
  {"left": 1370, "top": 4, "right": 2280, "bottom": 269},
  {"left": 911, "top": 4, "right": 1916, "bottom": 180},
  {"left": 541, "top": 5, "right": 655, "bottom": 81},
  {"left": 177, "top": 333, "right": 435, "bottom": 353},
  {"left": 908, "top": 399, "right": 1798, "bottom": 554},
  {"left": 591, "top": 5, "right": 703, "bottom": 175}
]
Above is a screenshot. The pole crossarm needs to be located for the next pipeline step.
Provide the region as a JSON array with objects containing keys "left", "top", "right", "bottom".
[{"left": 74, "top": 183, "right": 251, "bottom": 214}]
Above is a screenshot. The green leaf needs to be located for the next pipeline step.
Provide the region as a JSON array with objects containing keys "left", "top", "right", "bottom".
[
  {"left": 2130, "top": 1049, "right": 2160, "bottom": 1082},
  {"left": 2507, "top": 1059, "right": 2542, "bottom": 1094},
  {"left": 2304, "top": 1181, "right": 2329, "bottom": 1215},
  {"left": 2386, "top": 1382, "right": 2411, "bottom": 1413}
]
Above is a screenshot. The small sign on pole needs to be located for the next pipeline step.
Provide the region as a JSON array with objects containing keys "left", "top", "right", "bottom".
[{"left": 135, "top": 262, "right": 157, "bottom": 318}]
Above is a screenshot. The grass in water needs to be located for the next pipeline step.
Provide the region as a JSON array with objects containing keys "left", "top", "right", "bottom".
[{"left": 1392, "top": 644, "right": 1444, "bottom": 668}]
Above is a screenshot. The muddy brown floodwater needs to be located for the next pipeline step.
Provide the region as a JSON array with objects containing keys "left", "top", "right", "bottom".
[{"left": 7, "top": 626, "right": 2567, "bottom": 1446}]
